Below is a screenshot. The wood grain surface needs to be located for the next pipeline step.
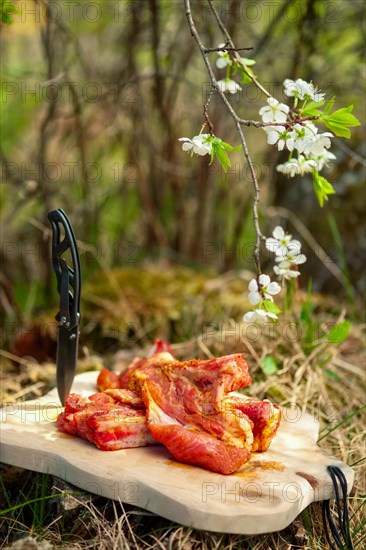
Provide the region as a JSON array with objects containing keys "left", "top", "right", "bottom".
[{"left": 0, "top": 372, "right": 354, "bottom": 535}]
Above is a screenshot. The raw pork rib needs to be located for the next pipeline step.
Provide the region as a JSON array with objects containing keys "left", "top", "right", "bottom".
[
  {"left": 57, "top": 389, "right": 155, "bottom": 450},
  {"left": 97, "top": 339, "right": 174, "bottom": 391},
  {"left": 57, "top": 340, "right": 282, "bottom": 474},
  {"left": 223, "top": 394, "right": 282, "bottom": 452},
  {"left": 58, "top": 340, "right": 174, "bottom": 451},
  {"left": 132, "top": 353, "right": 254, "bottom": 474}
]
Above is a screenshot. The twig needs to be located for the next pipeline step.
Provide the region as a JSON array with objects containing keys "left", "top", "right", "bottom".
[
  {"left": 207, "top": 0, "right": 270, "bottom": 98},
  {"left": 203, "top": 90, "right": 215, "bottom": 134},
  {"left": 204, "top": 46, "right": 253, "bottom": 53},
  {"left": 184, "top": 0, "right": 264, "bottom": 273},
  {"left": 0, "top": 349, "right": 36, "bottom": 367}
]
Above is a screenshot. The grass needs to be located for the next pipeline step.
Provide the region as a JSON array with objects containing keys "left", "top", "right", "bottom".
[{"left": 0, "top": 267, "right": 365, "bottom": 549}]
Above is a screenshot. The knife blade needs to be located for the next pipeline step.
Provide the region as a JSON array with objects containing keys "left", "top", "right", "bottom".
[
  {"left": 48, "top": 209, "right": 81, "bottom": 405},
  {"left": 56, "top": 325, "right": 79, "bottom": 405}
]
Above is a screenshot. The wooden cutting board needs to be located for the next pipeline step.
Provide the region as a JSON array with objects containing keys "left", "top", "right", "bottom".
[{"left": 0, "top": 371, "right": 354, "bottom": 535}]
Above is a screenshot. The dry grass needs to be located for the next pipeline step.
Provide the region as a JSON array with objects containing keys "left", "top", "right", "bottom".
[{"left": 0, "top": 273, "right": 365, "bottom": 550}]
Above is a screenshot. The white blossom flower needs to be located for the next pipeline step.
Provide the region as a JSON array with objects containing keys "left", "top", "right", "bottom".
[
  {"left": 217, "top": 78, "right": 242, "bottom": 94},
  {"left": 266, "top": 226, "right": 289, "bottom": 254},
  {"left": 304, "top": 132, "right": 333, "bottom": 157},
  {"left": 276, "top": 159, "right": 302, "bottom": 178},
  {"left": 312, "top": 150, "right": 337, "bottom": 171},
  {"left": 263, "top": 125, "right": 290, "bottom": 151},
  {"left": 216, "top": 56, "right": 231, "bottom": 69},
  {"left": 273, "top": 264, "right": 301, "bottom": 280},
  {"left": 283, "top": 78, "right": 325, "bottom": 102},
  {"left": 178, "top": 134, "right": 212, "bottom": 156},
  {"left": 216, "top": 43, "right": 255, "bottom": 70},
  {"left": 248, "top": 274, "right": 281, "bottom": 305},
  {"left": 276, "top": 155, "right": 317, "bottom": 177},
  {"left": 266, "top": 226, "right": 300, "bottom": 256},
  {"left": 287, "top": 122, "right": 318, "bottom": 153},
  {"left": 259, "top": 97, "right": 290, "bottom": 123},
  {"left": 275, "top": 242, "right": 307, "bottom": 266},
  {"left": 216, "top": 44, "right": 232, "bottom": 68},
  {"left": 243, "top": 309, "right": 278, "bottom": 323}
]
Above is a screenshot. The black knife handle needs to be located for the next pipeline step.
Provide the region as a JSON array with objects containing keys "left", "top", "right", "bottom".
[{"left": 48, "top": 209, "right": 81, "bottom": 330}]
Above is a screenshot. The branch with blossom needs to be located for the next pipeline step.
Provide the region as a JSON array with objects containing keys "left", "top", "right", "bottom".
[
  {"left": 181, "top": 0, "right": 360, "bottom": 323},
  {"left": 259, "top": 79, "right": 360, "bottom": 206}
]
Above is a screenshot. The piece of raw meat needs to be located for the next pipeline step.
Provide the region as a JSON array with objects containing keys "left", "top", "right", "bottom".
[
  {"left": 129, "top": 353, "right": 252, "bottom": 413},
  {"left": 223, "top": 394, "right": 282, "bottom": 452},
  {"left": 96, "top": 339, "right": 174, "bottom": 391},
  {"left": 58, "top": 344, "right": 282, "bottom": 474},
  {"left": 138, "top": 354, "right": 254, "bottom": 474},
  {"left": 57, "top": 390, "right": 155, "bottom": 450}
]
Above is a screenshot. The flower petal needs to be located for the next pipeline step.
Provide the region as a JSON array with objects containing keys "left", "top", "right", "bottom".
[
  {"left": 216, "top": 57, "right": 229, "bottom": 69},
  {"left": 181, "top": 142, "right": 193, "bottom": 152},
  {"left": 248, "top": 291, "right": 260, "bottom": 305},
  {"left": 265, "top": 237, "right": 279, "bottom": 253},
  {"left": 243, "top": 311, "right": 255, "bottom": 322},
  {"left": 266, "top": 312, "right": 278, "bottom": 320},
  {"left": 295, "top": 254, "right": 307, "bottom": 265},
  {"left": 273, "top": 226, "right": 285, "bottom": 240},
  {"left": 266, "top": 131, "right": 279, "bottom": 145},
  {"left": 267, "top": 282, "right": 281, "bottom": 295},
  {"left": 287, "top": 240, "right": 302, "bottom": 254},
  {"left": 274, "top": 265, "right": 300, "bottom": 279},
  {"left": 258, "top": 273, "right": 270, "bottom": 286},
  {"left": 255, "top": 309, "right": 267, "bottom": 318},
  {"left": 248, "top": 279, "right": 258, "bottom": 292},
  {"left": 194, "top": 146, "right": 210, "bottom": 156},
  {"left": 275, "top": 244, "right": 289, "bottom": 257},
  {"left": 277, "top": 260, "right": 291, "bottom": 268}
]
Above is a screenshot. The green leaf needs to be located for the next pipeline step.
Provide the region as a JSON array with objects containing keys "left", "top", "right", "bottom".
[
  {"left": 1, "top": 1, "right": 19, "bottom": 24},
  {"left": 241, "top": 72, "right": 253, "bottom": 85},
  {"left": 263, "top": 299, "right": 281, "bottom": 315},
  {"left": 210, "top": 138, "right": 240, "bottom": 172},
  {"left": 300, "top": 300, "right": 314, "bottom": 325},
  {"left": 239, "top": 58, "right": 256, "bottom": 66},
  {"left": 324, "top": 369, "right": 341, "bottom": 382},
  {"left": 210, "top": 148, "right": 215, "bottom": 164},
  {"left": 323, "top": 96, "right": 336, "bottom": 115},
  {"left": 327, "top": 105, "right": 360, "bottom": 125},
  {"left": 318, "top": 352, "right": 333, "bottom": 368},
  {"left": 213, "top": 143, "right": 231, "bottom": 172},
  {"left": 321, "top": 105, "right": 361, "bottom": 138},
  {"left": 322, "top": 120, "right": 351, "bottom": 138},
  {"left": 235, "top": 63, "right": 254, "bottom": 85},
  {"left": 261, "top": 355, "right": 280, "bottom": 376},
  {"left": 312, "top": 172, "right": 335, "bottom": 207},
  {"left": 302, "top": 100, "right": 324, "bottom": 116},
  {"left": 221, "top": 141, "right": 241, "bottom": 152},
  {"left": 327, "top": 320, "right": 351, "bottom": 344}
]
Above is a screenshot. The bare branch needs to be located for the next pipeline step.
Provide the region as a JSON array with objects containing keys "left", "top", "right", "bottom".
[
  {"left": 204, "top": 45, "right": 253, "bottom": 53},
  {"left": 207, "top": 0, "right": 271, "bottom": 99},
  {"left": 184, "top": 0, "right": 264, "bottom": 274}
]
